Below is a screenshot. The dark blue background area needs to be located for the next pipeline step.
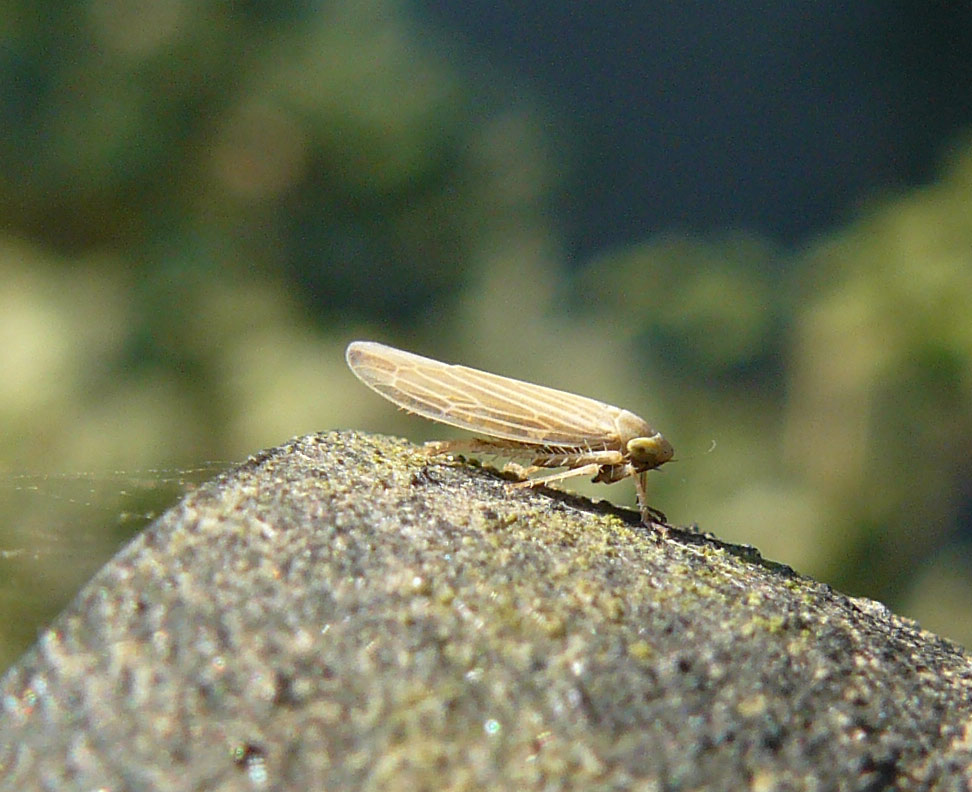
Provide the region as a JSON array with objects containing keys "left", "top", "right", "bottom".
[{"left": 414, "top": 2, "right": 972, "bottom": 256}]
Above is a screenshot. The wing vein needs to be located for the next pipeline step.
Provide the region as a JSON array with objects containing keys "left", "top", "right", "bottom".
[{"left": 347, "top": 341, "right": 630, "bottom": 447}]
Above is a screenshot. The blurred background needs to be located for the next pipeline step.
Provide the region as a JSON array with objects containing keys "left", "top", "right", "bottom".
[{"left": 1, "top": 1, "right": 971, "bottom": 670}]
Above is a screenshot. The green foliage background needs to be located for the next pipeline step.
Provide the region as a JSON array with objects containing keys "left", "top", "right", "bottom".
[{"left": 1, "top": 0, "right": 970, "bottom": 669}]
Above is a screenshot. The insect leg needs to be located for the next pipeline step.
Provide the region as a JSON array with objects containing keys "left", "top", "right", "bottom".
[
  {"left": 529, "top": 449, "right": 625, "bottom": 469},
  {"left": 510, "top": 463, "right": 603, "bottom": 490},
  {"left": 424, "top": 439, "right": 537, "bottom": 481},
  {"left": 423, "top": 438, "right": 510, "bottom": 457},
  {"left": 635, "top": 471, "right": 668, "bottom": 532}
]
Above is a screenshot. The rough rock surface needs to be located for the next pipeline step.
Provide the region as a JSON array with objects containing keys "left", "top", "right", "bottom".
[{"left": 1, "top": 430, "right": 971, "bottom": 791}]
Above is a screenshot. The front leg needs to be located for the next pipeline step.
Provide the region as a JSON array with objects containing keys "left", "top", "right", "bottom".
[{"left": 635, "top": 471, "right": 668, "bottom": 532}]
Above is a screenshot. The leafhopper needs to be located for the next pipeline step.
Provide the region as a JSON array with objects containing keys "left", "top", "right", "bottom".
[{"left": 345, "top": 340, "right": 674, "bottom": 526}]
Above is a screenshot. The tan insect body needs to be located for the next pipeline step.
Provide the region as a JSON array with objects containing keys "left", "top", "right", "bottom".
[{"left": 345, "top": 340, "right": 673, "bottom": 525}]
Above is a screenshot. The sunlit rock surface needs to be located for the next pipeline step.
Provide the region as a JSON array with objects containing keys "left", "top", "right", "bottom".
[{"left": 1, "top": 431, "right": 970, "bottom": 791}]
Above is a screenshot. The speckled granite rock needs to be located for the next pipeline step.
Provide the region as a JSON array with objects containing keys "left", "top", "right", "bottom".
[{"left": 1, "top": 430, "right": 971, "bottom": 791}]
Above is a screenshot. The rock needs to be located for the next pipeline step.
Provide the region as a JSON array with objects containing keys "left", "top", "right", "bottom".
[{"left": 1, "top": 430, "right": 971, "bottom": 791}]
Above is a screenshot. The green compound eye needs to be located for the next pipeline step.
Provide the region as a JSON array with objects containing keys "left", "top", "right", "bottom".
[{"left": 626, "top": 434, "right": 674, "bottom": 469}]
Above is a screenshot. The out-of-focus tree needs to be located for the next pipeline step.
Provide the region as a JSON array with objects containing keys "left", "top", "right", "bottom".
[
  {"left": 0, "top": 0, "right": 560, "bottom": 669},
  {"left": 573, "top": 142, "right": 972, "bottom": 647},
  {"left": 784, "top": 142, "right": 972, "bottom": 613}
]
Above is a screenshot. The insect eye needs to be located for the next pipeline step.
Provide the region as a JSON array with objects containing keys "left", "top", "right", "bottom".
[{"left": 627, "top": 434, "right": 674, "bottom": 468}]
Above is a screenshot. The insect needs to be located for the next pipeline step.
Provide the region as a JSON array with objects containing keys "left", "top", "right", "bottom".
[{"left": 345, "top": 340, "right": 674, "bottom": 527}]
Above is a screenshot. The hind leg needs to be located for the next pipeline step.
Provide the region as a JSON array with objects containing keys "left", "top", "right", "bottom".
[{"left": 509, "top": 463, "right": 603, "bottom": 489}]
